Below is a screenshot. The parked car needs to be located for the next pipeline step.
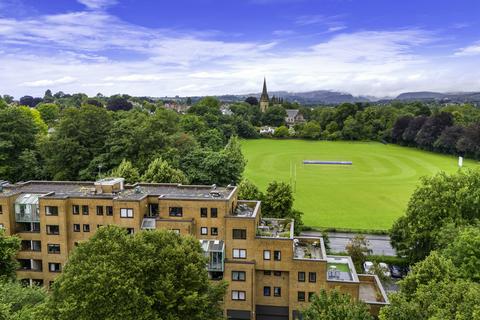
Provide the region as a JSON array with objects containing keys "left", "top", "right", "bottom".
[
  {"left": 378, "top": 262, "right": 391, "bottom": 277},
  {"left": 390, "top": 265, "right": 403, "bottom": 278},
  {"left": 363, "top": 261, "right": 373, "bottom": 273}
]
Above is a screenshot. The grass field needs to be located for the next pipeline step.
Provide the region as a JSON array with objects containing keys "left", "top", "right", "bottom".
[{"left": 241, "top": 139, "right": 479, "bottom": 231}]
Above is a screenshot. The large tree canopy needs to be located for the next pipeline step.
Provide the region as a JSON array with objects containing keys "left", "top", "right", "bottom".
[
  {"left": 43, "top": 226, "right": 227, "bottom": 320},
  {"left": 0, "top": 229, "right": 21, "bottom": 280}
]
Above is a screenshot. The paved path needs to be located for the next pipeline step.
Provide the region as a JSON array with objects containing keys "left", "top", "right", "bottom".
[{"left": 301, "top": 231, "right": 396, "bottom": 256}]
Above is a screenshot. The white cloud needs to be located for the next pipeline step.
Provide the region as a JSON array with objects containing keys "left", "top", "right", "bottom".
[
  {"left": 454, "top": 42, "right": 480, "bottom": 56},
  {"left": 22, "top": 76, "right": 76, "bottom": 87},
  {"left": 77, "top": 0, "right": 117, "bottom": 10}
]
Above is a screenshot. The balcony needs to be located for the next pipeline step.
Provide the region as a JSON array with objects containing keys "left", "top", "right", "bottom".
[
  {"left": 256, "top": 218, "right": 293, "bottom": 239},
  {"left": 15, "top": 194, "right": 43, "bottom": 223},
  {"left": 18, "top": 259, "right": 43, "bottom": 272},
  {"left": 293, "top": 237, "right": 326, "bottom": 260},
  {"left": 231, "top": 201, "right": 260, "bottom": 218},
  {"left": 200, "top": 239, "right": 224, "bottom": 272},
  {"left": 21, "top": 240, "right": 41, "bottom": 252}
]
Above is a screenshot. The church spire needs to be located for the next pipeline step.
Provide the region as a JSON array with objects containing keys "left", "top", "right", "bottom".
[{"left": 260, "top": 77, "right": 269, "bottom": 112}]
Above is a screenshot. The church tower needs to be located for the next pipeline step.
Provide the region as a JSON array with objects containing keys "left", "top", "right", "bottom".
[{"left": 259, "top": 77, "right": 269, "bottom": 112}]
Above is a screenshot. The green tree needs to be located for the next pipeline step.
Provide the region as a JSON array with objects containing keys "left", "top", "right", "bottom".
[
  {"left": 302, "top": 289, "right": 372, "bottom": 320},
  {"left": 0, "top": 107, "right": 39, "bottom": 182},
  {"left": 197, "top": 129, "right": 224, "bottom": 151},
  {"left": 274, "top": 126, "right": 289, "bottom": 138},
  {"left": 109, "top": 159, "right": 140, "bottom": 184},
  {"left": 237, "top": 179, "right": 263, "bottom": 200},
  {"left": 301, "top": 121, "right": 321, "bottom": 139},
  {"left": 36, "top": 103, "right": 60, "bottom": 127},
  {"left": 141, "top": 157, "right": 189, "bottom": 184},
  {"left": 262, "top": 105, "right": 286, "bottom": 127},
  {"left": 43, "top": 226, "right": 227, "bottom": 320},
  {"left": 0, "top": 230, "right": 21, "bottom": 280},
  {"left": 442, "top": 226, "right": 480, "bottom": 282},
  {"left": 0, "top": 280, "right": 47, "bottom": 320},
  {"left": 390, "top": 170, "right": 480, "bottom": 263},
  {"left": 345, "top": 235, "right": 372, "bottom": 273}
]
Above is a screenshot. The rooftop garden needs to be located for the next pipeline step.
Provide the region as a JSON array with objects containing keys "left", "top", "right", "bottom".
[{"left": 256, "top": 218, "right": 293, "bottom": 238}]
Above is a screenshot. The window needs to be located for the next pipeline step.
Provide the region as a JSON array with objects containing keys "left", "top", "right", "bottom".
[
  {"left": 231, "top": 290, "right": 245, "bottom": 301},
  {"left": 45, "top": 206, "right": 58, "bottom": 216},
  {"left": 106, "top": 206, "right": 113, "bottom": 216},
  {"left": 232, "top": 271, "right": 246, "bottom": 281},
  {"left": 200, "top": 208, "right": 208, "bottom": 218},
  {"left": 96, "top": 206, "right": 104, "bottom": 215},
  {"left": 47, "top": 244, "right": 60, "bottom": 254},
  {"left": 73, "top": 224, "right": 80, "bottom": 232},
  {"left": 264, "top": 270, "right": 271, "bottom": 275},
  {"left": 211, "top": 227, "right": 218, "bottom": 236},
  {"left": 263, "top": 250, "right": 271, "bottom": 260},
  {"left": 82, "top": 205, "right": 89, "bottom": 215},
  {"left": 72, "top": 205, "right": 79, "bottom": 215},
  {"left": 83, "top": 224, "right": 90, "bottom": 232},
  {"left": 210, "top": 208, "right": 218, "bottom": 218},
  {"left": 274, "top": 271, "right": 282, "bottom": 276},
  {"left": 274, "top": 250, "right": 281, "bottom": 261},
  {"left": 298, "top": 291, "right": 305, "bottom": 302},
  {"left": 233, "top": 249, "right": 246, "bottom": 259},
  {"left": 0, "top": 205, "right": 2, "bottom": 214},
  {"left": 48, "top": 263, "right": 61, "bottom": 272},
  {"left": 263, "top": 286, "right": 271, "bottom": 296},
  {"left": 97, "top": 224, "right": 103, "bottom": 229},
  {"left": 308, "top": 292, "right": 315, "bottom": 302},
  {"left": 169, "top": 207, "right": 183, "bottom": 217},
  {"left": 309, "top": 272, "right": 316, "bottom": 283},
  {"left": 200, "top": 227, "right": 208, "bottom": 235},
  {"left": 126, "top": 228, "right": 134, "bottom": 235},
  {"left": 120, "top": 208, "right": 133, "bottom": 218},
  {"left": 298, "top": 272, "right": 305, "bottom": 282},
  {"left": 274, "top": 287, "right": 281, "bottom": 297},
  {"left": 232, "top": 229, "right": 246, "bottom": 239},
  {"left": 46, "top": 225, "right": 59, "bottom": 235}
]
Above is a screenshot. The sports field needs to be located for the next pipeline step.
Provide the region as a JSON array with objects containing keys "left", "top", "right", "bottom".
[{"left": 241, "top": 139, "right": 479, "bottom": 231}]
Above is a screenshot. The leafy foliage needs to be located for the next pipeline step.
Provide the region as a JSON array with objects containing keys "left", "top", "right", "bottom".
[
  {"left": 345, "top": 235, "right": 372, "bottom": 273},
  {"left": 141, "top": 157, "right": 189, "bottom": 184},
  {"left": 0, "top": 280, "right": 47, "bottom": 320},
  {"left": 109, "top": 159, "right": 140, "bottom": 184},
  {"left": 0, "top": 230, "right": 21, "bottom": 280},
  {"left": 43, "top": 226, "right": 227, "bottom": 320}
]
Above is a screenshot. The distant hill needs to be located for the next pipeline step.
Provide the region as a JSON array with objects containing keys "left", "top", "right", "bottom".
[{"left": 395, "top": 91, "right": 480, "bottom": 103}]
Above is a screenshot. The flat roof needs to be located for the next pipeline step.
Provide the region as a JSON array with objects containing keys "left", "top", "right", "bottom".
[{"left": 0, "top": 181, "right": 236, "bottom": 201}]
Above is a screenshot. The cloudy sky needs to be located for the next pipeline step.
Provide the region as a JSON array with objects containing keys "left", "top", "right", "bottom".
[{"left": 1, "top": 0, "right": 480, "bottom": 98}]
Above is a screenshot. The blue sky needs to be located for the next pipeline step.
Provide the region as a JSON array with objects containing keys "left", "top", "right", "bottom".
[{"left": 0, "top": 0, "right": 479, "bottom": 98}]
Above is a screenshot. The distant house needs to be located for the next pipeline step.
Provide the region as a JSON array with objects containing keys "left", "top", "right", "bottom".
[
  {"left": 285, "top": 109, "right": 305, "bottom": 126},
  {"left": 164, "top": 102, "right": 190, "bottom": 114},
  {"left": 220, "top": 104, "right": 233, "bottom": 116},
  {"left": 259, "top": 126, "right": 275, "bottom": 135}
]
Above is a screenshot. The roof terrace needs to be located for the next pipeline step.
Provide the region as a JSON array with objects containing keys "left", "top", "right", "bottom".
[
  {"left": 256, "top": 218, "right": 294, "bottom": 239},
  {"left": 230, "top": 200, "right": 260, "bottom": 218},
  {"left": 293, "top": 237, "right": 326, "bottom": 260},
  {"left": 326, "top": 256, "right": 359, "bottom": 283}
]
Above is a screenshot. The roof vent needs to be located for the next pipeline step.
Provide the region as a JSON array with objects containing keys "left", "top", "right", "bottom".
[
  {"left": 134, "top": 186, "right": 142, "bottom": 194},
  {"left": 210, "top": 191, "right": 221, "bottom": 198}
]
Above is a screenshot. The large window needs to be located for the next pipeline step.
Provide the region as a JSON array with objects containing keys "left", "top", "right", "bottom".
[
  {"left": 82, "top": 205, "right": 89, "bottom": 215},
  {"left": 106, "top": 206, "right": 113, "bottom": 216},
  {"left": 232, "top": 229, "right": 246, "bottom": 239},
  {"left": 263, "top": 250, "right": 271, "bottom": 260},
  {"left": 233, "top": 249, "right": 246, "bottom": 259},
  {"left": 45, "top": 206, "right": 58, "bottom": 216},
  {"left": 274, "top": 287, "right": 281, "bottom": 297},
  {"left": 120, "top": 208, "right": 133, "bottom": 218},
  {"left": 232, "top": 271, "right": 246, "bottom": 281},
  {"left": 200, "top": 208, "right": 208, "bottom": 218},
  {"left": 169, "top": 207, "right": 183, "bottom": 217},
  {"left": 48, "top": 263, "right": 61, "bottom": 273},
  {"left": 47, "top": 244, "right": 60, "bottom": 254},
  {"left": 96, "top": 206, "right": 104, "bottom": 215},
  {"left": 72, "top": 205, "right": 79, "bottom": 215},
  {"left": 210, "top": 208, "right": 218, "bottom": 218},
  {"left": 298, "top": 272, "right": 305, "bottom": 282},
  {"left": 46, "top": 225, "right": 59, "bottom": 235},
  {"left": 274, "top": 250, "right": 281, "bottom": 261},
  {"left": 263, "top": 286, "right": 271, "bottom": 296},
  {"left": 200, "top": 227, "right": 208, "bottom": 235},
  {"left": 309, "top": 272, "right": 316, "bottom": 283},
  {"left": 231, "top": 290, "right": 245, "bottom": 301}
]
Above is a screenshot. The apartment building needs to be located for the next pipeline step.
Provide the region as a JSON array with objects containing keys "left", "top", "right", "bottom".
[{"left": 0, "top": 178, "right": 388, "bottom": 320}]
